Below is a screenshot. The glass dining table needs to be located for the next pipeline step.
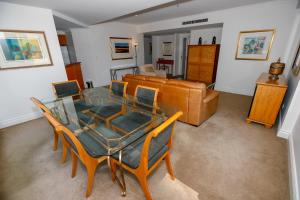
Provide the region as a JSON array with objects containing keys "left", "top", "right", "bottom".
[{"left": 41, "top": 86, "right": 175, "bottom": 196}]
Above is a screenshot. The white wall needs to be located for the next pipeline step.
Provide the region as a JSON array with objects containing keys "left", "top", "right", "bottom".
[
  {"left": 138, "top": 0, "right": 298, "bottom": 96},
  {"left": 144, "top": 36, "right": 152, "bottom": 64},
  {"left": 278, "top": 11, "right": 300, "bottom": 139},
  {"left": 289, "top": 104, "right": 300, "bottom": 200},
  {"left": 151, "top": 34, "right": 176, "bottom": 64},
  {"left": 190, "top": 27, "right": 223, "bottom": 45},
  {"left": 0, "top": 2, "right": 67, "bottom": 128},
  {"left": 71, "top": 22, "right": 142, "bottom": 86}
]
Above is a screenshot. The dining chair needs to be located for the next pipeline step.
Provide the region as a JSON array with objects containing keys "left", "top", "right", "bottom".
[
  {"left": 90, "top": 80, "right": 128, "bottom": 127},
  {"left": 43, "top": 112, "right": 110, "bottom": 197},
  {"left": 111, "top": 85, "right": 159, "bottom": 134},
  {"left": 31, "top": 97, "right": 81, "bottom": 164},
  {"left": 52, "top": 80, "right": 92, "bottom": 112},
  {"left": 110, "top": 111, "right": 183, "bottom": 200},
  {"left": 31, "top": 97, "right": 60, "bottom": 151}
]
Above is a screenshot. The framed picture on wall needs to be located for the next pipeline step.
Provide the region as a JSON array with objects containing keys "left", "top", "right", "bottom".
[
  {"left": 292, "top": 42, "right": 300, "bottom": 76},
  {"left": 235, "top": 29, "right": 275, "bottom": 60},
  {"left": 162, "top": 42, "right": 173, "bottom": 56},
  {"left": 109, "top": 37, "right": 133, "bottom": 60},
  {"left": 0, "top": 30, "right": 53, "bottom": 70}
]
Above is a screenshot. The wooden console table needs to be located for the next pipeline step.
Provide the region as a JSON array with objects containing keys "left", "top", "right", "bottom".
[
  {"left": 246, "top": 72, "right": 287, "bottom": 128},
  {"left": 110, "top": 66, "right": 138, "bottom": 80},
  {"left": 156, "top": 59, "right": 174, "bottom": 74}
]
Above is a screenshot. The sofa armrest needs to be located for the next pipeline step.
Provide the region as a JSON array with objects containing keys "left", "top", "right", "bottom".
[
  {"left": 154, "top": 70, "right": 167, "bottom": 78},
  {"left": 204, "top": 89, "right": 219, "bottom": 104},
  {"left": 197, "top": 89, "right": 219, "bottom": 125},
  {"left": 140, "top": 71, "right": 157, "bottom": 76}
]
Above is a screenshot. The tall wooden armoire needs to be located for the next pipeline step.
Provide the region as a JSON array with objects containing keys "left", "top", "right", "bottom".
[{"left": 186, "top": 45, "right": 220, "bottom": 84}]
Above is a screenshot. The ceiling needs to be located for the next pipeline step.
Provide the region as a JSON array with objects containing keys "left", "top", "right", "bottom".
[
  {"left": 1, "top": 0, "right": 277, "bottom": 27},
  {"left": 53, "top": 15, "right": 83, "bottom": 30},
  {"left": 119, "top": 0, "right": 275, "bottom": 24},
  {"left": 0, "top": 0, "right": 175, "bottom": 25},
  {"left": 144, "top": 23, "right": 223, "bottom": 36}
]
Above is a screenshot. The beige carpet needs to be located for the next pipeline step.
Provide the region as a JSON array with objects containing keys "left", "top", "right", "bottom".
[{"left": 0, "top": 92, "right": 289, "bottom": 200}]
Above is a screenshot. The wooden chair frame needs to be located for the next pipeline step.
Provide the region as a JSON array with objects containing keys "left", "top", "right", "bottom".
[
  {"left": 31, "top": 97, "right": 70, "bottom": 163},
  {"left": 111, "top": 85, "right": 159, "bottom": 135},
  {"left": 31, "top": 97, "right": 59, "bottom": 151},
  {"left": 111, "top": 111, "right": 183, "bottom": 200},
  {"left": 52, "top": 80, "right": 82, "bottom": 98},
  {"left": 43, "top": 112, "right": 107, "bottom": 197},
  {"left": 134, "top": 85, "right": 159, "bottom": 114},
  {"left": 91, "top": 80, "right": 128, "bottom": 127},
  {"left": 109, "top": 80, "right": 128, "bottom": 98}
]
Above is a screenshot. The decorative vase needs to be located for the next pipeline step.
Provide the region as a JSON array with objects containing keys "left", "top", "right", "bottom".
[
  {"left": 198, "top": 37, "right": 202, "bottom": 45},
  {"left": 212, "top": 36, "right": 216, "bottom": 44},
  {"left": 269, "top": 58, "right": 285, "bottom": 80}
]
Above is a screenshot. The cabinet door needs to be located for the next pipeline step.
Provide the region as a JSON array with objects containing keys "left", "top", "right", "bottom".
[
  {"left": 187, "top": 63, "right": 200, "bottom": 81},
  {"left": 249, "top": 84, "right": 287, "bottom": 125},
  {"left": 187, "top": 46, "right": 201, "bottom": 80},
  {"left": 199, "top": 46, "right": 216, "bottom": 64},
  {"left": 66, "top": 63, "right": 85, "bottom": 89}
]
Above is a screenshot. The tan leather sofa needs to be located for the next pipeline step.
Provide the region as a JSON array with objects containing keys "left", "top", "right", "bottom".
[{"left": 122, "top": 74, "right": 219, "bottom": 126}]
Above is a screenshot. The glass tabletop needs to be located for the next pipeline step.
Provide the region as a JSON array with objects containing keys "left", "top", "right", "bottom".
[{"left": 42, "top": 86, "right": 174, "bottom": 155}]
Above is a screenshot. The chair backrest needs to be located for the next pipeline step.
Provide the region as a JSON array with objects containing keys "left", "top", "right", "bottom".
[
  {"left": 30, "top": 97, "right": 51, "bottom": 113},
  {"left": 52, "top": 80, "right": 81, "bottom": 98},
  {"left": 43, "top": 112, "right": 90, "bottom": 161},
  {"left": 134, "top": 85, "right": 159, "bottom": 112},
  {"left": 110, "top": 80, "right": 128, "bottom": 98},
  {"left": 140, "top": 111, "right": 183, "bottom": 170}
]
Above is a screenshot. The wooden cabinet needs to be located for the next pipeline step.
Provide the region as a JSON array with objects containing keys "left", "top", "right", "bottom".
[
  {"left": 58, "top": 34, "right": 67, "bottom": 46},
  {"left": 65, "top": 62, "right": 85, "bottom": 90},
  {"left": 186, "top": 45, "right": 220, "bottom": 84},
  {"left": 246, "top": 73, "right": 287, "bottom": 128}
]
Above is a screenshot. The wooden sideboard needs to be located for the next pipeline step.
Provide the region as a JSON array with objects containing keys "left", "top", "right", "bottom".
[
  {"left": 65, "top": 62, "right": 85, "bottom": 90},
  {"left": 246, "top": 72, "right": 288, "bottom": 128},
  {"left": 186, "top": 45, "right": 220, "bottom": 84}
]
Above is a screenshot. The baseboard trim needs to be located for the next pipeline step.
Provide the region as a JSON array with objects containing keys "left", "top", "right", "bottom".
[
  {"left": 0, "top": 111, "right": 42, "bottom": 129},
  {"left": 277, "top": 128, "right": 290, "bottom": 139},
  {"left": 288, "top": 135, "right": 299, "bottom": 200}
]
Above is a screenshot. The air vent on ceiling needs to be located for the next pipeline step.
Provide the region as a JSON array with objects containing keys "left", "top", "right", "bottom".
[{"left": 182, "top": 18, "right": 208, "bottom": 25}]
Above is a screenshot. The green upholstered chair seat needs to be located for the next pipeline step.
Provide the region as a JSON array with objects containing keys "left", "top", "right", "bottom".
[
  {"left": 112, "top": 135, "right": 168, "bottom": 169},
  {"left": 74, "top": 101, "right": 93, "bottom": 112},
  {"left": 77, "top": 112, "right": 94, "bottom": 125},
  {"left": 90, "top": 104, "right": 122, "bottom": 118},
  {"left": 64, "top": 124, "right": 121, "bottom": 158},
  {"left": 111, "top": 112, "right": 152, "bottom": 133},
  {"left": 113, "top": 120, "right": 174, "bottom": 169},
  {"left": 77, "top": 132, "right": 107, "bottom": 157},
  {"left": 66, "top": 123, "right": 81, "bottom": 131}
]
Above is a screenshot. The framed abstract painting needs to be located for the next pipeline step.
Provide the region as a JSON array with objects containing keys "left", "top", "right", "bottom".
[
  {"left": 235, "top": 29, "right": 275, "bottom": 60},
  {"left": 292, "top": 42, "right": 300, "bottom": 76},
  {"left": 110, "top": 37, "right": 133, "bottom": 60},
  {"left": 162, "top": 42, "right": 173, "bottom": 56},
  {"left": 0, "top": 30, "right": 52, "bottom": 69}
]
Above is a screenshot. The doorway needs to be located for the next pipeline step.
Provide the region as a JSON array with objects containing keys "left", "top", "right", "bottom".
[
  {"left": 144, "top": 36, "right": 152, "bottom": 64},
  {"left": 177, "top": 34, "right": 190, "bottom": 79}
]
